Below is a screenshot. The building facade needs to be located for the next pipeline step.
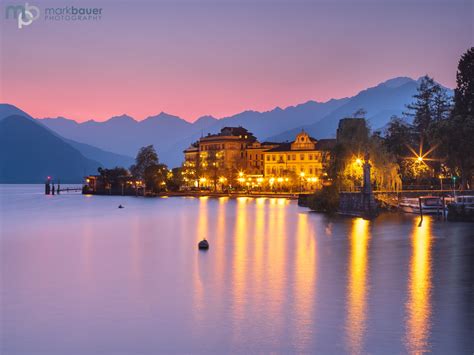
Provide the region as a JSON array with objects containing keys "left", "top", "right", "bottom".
[
  {"left": 182, "top": 126, "right": 335, "bottom": 190},
  {"left": 264, "top": 131, "right": 334, "bottom": 178}
]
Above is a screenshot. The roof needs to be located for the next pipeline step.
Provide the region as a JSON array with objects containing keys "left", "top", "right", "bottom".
[{"left": 265, "top": 139, "right": 336, "bottom": 153}]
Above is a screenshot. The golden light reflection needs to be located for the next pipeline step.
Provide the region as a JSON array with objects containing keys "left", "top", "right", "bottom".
[
  {"left": 345, "top": 218, "right": 370, "bottom": 355},
  {"left": 293, "top": 213, "right": 317, "bottom": 350},
  {"left": 252, "top": 196, "right": 266, "bottom": 314},
  {"left": 262, "top": 198, "right": 287, "bottom": 336},
  {"left": 405, "top": 217, "right": 432, "bottom": 354},
  {"left": 231, "top": 196, "right": 248, "bottom": 341},
  {"left": 192, "top": 197, "right": 208, "bottom": 323}
]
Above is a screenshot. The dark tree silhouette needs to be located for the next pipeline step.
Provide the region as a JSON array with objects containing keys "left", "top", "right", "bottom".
[{"left": 130, "top": 145, "right": 159, "bottom": 179}]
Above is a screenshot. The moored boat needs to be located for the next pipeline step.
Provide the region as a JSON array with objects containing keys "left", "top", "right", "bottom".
[{"left": 399, "top": 196, "right": 445, "bottom": 214}]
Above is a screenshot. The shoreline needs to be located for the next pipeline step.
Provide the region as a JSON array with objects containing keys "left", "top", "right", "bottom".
[{"left": 138, "top": 191, "right": 299, "bottom": 199}]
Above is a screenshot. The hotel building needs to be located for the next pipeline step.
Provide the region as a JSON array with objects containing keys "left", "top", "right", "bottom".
[{"left": 182, "top": 126, "right": 335, "bottom": 189}]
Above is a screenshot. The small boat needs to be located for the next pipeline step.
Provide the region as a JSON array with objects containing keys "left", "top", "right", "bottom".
[
  {"left": 399, "top": 196, "right": 444, "bottom": 214},
  {"left": 198, "top": 239, "right": 209, "bottom": 250},
  {"left": 118, "top": 204, "right": 124, "bottom": 209},
  {"left": 450, "top": 195, "right": 474, "bottom": 207}
]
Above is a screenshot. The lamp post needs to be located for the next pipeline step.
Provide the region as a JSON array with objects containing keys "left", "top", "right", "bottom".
[{"left": 299, "top": 172, "right": 305, "bottom": 192}]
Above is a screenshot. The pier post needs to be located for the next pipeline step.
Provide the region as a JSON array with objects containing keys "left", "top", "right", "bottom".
[
  {"left": 418, "top": 197, "right": 423, "bottom": 225},
  {"left": 442, "top": 196, "right": 446, "bottom": 221},
  {"left": 45, "top": 178, "right": 51, "bottom": 195}
]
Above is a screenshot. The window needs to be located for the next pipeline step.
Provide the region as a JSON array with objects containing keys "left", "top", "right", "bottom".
[
  {"left": 266, "top": 156, "right": 270, "bottom": 161},
  {"left": 272, "top": 156, "right": 276, "bottom": 161},
  {"left": 309, "top": 154, "right": 313, "bottom": 160},
  {"left": 300, "top": 154, "right": 305, "bottom": 160},
  {"left": 292, "top": 154, "right": 296, "bottom": 160}
]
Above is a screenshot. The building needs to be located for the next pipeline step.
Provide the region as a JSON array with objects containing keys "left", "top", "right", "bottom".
[
  {"left": 263, "top": 130, "right": 335, "bottom": 179},
  {"left": 182, "top": 127, "right": 257, "bottom": 188},
  {"left": 182, "top": 127, "right": 335, "bottom": 190},
  {"left": 245, "top": 141, "right": 280, "bottom": 175}
]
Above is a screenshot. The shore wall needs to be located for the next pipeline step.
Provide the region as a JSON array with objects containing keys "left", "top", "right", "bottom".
[
  {"left": 339, "top": 192, "right": 378, "bottom": 218},
  {"left": 447, "top": 204, "right": 474, "bottom": 222}
]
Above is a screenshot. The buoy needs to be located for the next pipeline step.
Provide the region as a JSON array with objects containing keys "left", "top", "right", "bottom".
[
  {"left": 118, "top": 205, "right": 124, "bottom": 209},
  {"left": 198, "top": 239, "right": 209, "bottom": 250}
]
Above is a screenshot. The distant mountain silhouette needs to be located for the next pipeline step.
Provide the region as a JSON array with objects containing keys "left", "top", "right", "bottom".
[
  {"left": 37, "top": 97, "right": 350, "bottom": 166},
  {"left": 21, "top": 76, "right": 451, "bottom": 167},
  {"left": 0, "top": 104, "right": 134, "bottom": 171},
  {"left": 267, "top": 77, "right": 453, "bottom": 141},
  {"left": 0, "top": 115, "right": 100, "bottom": 183}
]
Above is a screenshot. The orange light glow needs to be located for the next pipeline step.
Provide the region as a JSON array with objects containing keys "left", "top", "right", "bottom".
[
  {"left": 345, "top": 218, "right": 370, "bottom": 354},
  {"left": 405, "top": 217, "right": 432, "bottom": 354}
]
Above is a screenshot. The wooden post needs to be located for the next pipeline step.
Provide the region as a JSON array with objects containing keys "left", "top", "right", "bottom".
[
  {"left": 442, "top": 195, "right": 446, "bottom": 221},
  {"left": 418, "top": 197, "right": 423, "bottom": 225}
]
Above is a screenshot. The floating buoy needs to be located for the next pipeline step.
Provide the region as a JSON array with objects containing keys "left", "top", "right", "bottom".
[
  {"left": 118, "top": 205, "right": 124, "bottom": 209},
  {"left": 198, "top": 239, "right": 209, "bottom": 250}
]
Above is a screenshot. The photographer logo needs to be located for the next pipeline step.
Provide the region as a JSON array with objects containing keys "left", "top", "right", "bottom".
[{"left": 5, "top": 3, "right": 40, "bottom": 29}]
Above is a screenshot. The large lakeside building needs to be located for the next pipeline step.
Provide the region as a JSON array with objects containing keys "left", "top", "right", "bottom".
[{"left": 182, "top": 126, "right": 335, "bottom": 189}]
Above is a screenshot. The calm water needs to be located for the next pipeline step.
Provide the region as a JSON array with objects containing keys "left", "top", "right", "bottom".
[{"left": 1, "top": 185, "right": 473, "bottom": 354}]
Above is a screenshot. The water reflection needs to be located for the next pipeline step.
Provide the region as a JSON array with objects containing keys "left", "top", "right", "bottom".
[
  {"left": 345, "top": 218, "right": 370, "bottom": 354},
  {"left": 292, "top": 213, "right": 317, "bottom": 350},
  {"left": 405, "top": 217, "right": 432, "bottom": 354},
  {"left": 232, "top": 197, "right": 248, "bottom": 333},
  {"left": 193, "top": 197, "right": 208, "bottom": 321}
]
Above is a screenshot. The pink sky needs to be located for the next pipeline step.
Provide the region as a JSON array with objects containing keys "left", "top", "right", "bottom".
[{"left": 1, "top": 0, "right": 471, "bottom": 122}]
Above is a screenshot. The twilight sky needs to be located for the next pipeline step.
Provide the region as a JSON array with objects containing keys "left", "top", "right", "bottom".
[{"left": 0, "top": 0, "right": 472, "bottom": 122}]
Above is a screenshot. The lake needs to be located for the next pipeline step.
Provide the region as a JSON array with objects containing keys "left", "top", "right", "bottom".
[{"left": 1, "top": 185, "right": 473, "bottom": 354}]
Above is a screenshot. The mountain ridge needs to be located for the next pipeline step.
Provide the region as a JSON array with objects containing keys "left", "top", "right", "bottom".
[{"left": 23, "top": 76, "right": 453, "bottom": 167}]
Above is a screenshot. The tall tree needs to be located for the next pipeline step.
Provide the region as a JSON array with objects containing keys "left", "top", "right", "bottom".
[
  {"left": 130, "top": 145, "right": 159, "bottom": 179},
  {"left": 435, "top": 47, "right": 474, "bottom": 188},
  {"left": 454, "top": 47, "right": 474, "bottom": 117}
]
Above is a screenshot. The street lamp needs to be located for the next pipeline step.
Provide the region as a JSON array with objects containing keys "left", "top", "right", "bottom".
[{"left": 299, "top": 172, "right": 305, "bottom": 192}]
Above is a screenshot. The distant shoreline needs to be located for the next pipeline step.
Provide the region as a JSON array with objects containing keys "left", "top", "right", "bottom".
[{"left": 157, "top": 191, "right": 300, "bottom": 199}]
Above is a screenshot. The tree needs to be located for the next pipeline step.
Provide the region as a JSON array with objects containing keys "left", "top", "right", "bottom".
[
  {"left": 453, "top": 47, "right": 474, "bottom": 118},
  {"left": 332, "top": 117, "right": 400, "bottom": 191},
  {"left": 130, "top": 145, "right": 159, "bottom": 179},
  {"left": 168, "top": 167, "right": 185, "bottom": 191},
  {"left": 144, "top": 163, "right": 169, "bottom": 192},
  {"left": 433, "top": 47, "right": 474, "bottom": 188},
  {"left": 386, "top": 76, "right": 452, "bottom": 183},
  {"left": 97, "top": 167, "right": 130, "bottom": 191},
  {"left": 405, "top": 76, "right": 439, "bottom": 134}
]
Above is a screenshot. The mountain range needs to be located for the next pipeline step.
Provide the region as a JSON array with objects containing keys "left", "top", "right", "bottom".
[
  {"left": 37, "top": 76, "right": 451, "bottom": 167},
  {"left": 0, "top": 76, "right": 452, "bottom": 182},
  {"left": 0, "top": 104, "right": 133, "bottom": 183}
]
